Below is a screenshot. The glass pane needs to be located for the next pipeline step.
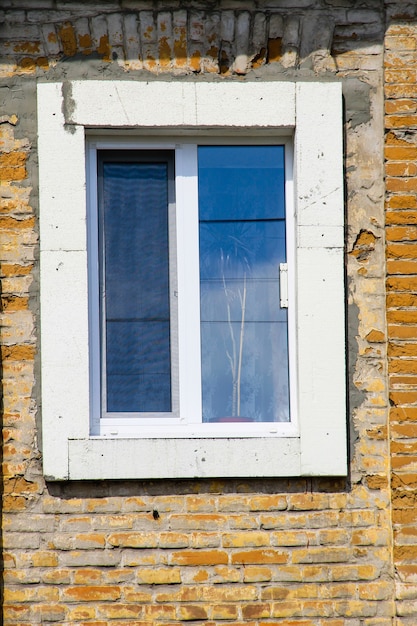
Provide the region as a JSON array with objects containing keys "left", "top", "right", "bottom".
[
  {"left": 101, "top": 160, "right": 171, "bottom": 413},
  {"left": 198, "top": 145, "right": 285, "bottom": 221},
  {"left": 198, "top": 145, "right": 289, "bottom": 423}
]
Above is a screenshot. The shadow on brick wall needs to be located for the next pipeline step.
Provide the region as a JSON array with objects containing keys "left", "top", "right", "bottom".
[{"left": 47, "top": 476, "right": 349, "bottom": 501}]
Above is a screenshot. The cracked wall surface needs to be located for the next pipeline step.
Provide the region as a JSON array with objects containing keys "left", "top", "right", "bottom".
[{"left": 0, "top": 0, "right": 400, "bottom": 624}]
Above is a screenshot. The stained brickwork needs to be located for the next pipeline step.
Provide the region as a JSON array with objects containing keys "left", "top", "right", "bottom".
[{"left": 0, "top": 1, "right": 399, "bottom": 624}]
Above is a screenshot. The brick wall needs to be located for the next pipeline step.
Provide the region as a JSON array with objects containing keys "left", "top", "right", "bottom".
[
  {"left": 0, "top": 1, "right": 397, "bottom": 624},
  {"left": 385, "top": 2, "right": 417, "bottom": 624}
]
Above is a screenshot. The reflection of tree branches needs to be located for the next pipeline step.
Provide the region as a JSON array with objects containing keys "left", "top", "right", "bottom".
[
  {"left": 237, "top": 273, "right": 247, "bottom": 417},
  {"left": 221, "top": 268, "right": 237, "bottom": 415},
  {"left": 201, "top": 223, "right": 253, "bottom": 418},
  {"left": 220, "top": 247, "right": 248, "bottom": 417}
]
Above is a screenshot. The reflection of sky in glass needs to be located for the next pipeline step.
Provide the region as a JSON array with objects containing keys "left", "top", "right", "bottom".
[
  {"left": 102, "top": 161, "right": 171, "bottom": 413},
  {"left": 199, "top": 146, "right": 285, "bottom": 221},
  {"left": 198, "top": 146, "right": 290, "bottom": 423}
]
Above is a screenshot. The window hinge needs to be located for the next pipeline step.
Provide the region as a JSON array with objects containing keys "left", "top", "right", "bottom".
[{"left": 279, "top": 263, "right": 288, "bottom": 308}]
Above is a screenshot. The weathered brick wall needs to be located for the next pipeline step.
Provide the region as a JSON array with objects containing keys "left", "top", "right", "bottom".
[
  {"left": 0, "top": 1, "right": 395, "bottom": 624},
  {"left": 385, "top": 2, "right": 417, "bottom": 624}
]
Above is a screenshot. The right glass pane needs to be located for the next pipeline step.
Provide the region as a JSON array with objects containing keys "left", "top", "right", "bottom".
[{"left": 198, "top": 145, "right": 290, "bottom": 423}]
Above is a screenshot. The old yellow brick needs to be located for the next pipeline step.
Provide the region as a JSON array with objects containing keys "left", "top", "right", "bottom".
[
  {"left": 136, "top": 567, "right": 181, "bottom": 584},
  {"left": 211, "top": 603, "right": 239, "bottom": 619},
  {"left": 95, "top": 514, "right": 133, "bottom": 529},
  {"left": 159, "top": 531, "right": 189, "bottom": 548},
  {"left": 144, "top": 605, "right": 177, "bottom": 620},
  {"left": 97, "top": 603, "right": 143, "bottom": 619},
  {"left": 190, "top": 569, "right": 209, "bottom": 582},
  {"left": 122, "top": 586, "right": 153, "bottom": 602},
  {"left": 318, "top": 529, "right": 349, "bottom": 545},
  {"left": 190, "top": 532, "right": 220, "bottom": 548},
  {"left": 334, "top": 599, "right": 377, "bottom": 617},
  {"left": 186, "top": 496, "right": 216, "bottom": 512},
  {"left": 203, "top": 585, "right": 258, "bottom": 602},
  {"left": 270, "top": 601, "right": 301, "bottom": 618},
  {"left": 385, "top": 35, "right": 417, "bottom": 51},
  {"left": 212, "top": 565, "right": 241, "bottom": 583},
  {"left": 107, "top": 532, "right": 157, "bottom": 548},
  {"left": 74, "top": 568, "right": 103, "bottom": 584},
  {"left": 4, "top": 586, "right": 59, "bottom": 603},
  {"left": 62, "top": 585, "right": 121, "bottom": 602},
  {"left": 390, "top": 359, "right": 417, "bottom": 375},
  {"left": 42, "top": 569, "right": 71, "bottom": 584},
  {"left": 2, "top": 495, "right": 27, "bottom": 512},
  {"left": 243, "top": 566, "right": 273, "bottom": 582},
  {"left": 386, "top": 98, "right": 417, "bottom": 113},
  {"left": 74, "top": 533, "right": 106, "bottom": 548},
  {"left": 178, "top": 604, "right": 208, "bottom": 621},
  {"left": 67, "top": 606, "right": 97, "bottom": 621},
  {"left": 242, "top": 603, "right": 271, "bottom": 619},
  {"left": 3, "top": 476, "right": 39, "bottom": 495},
  {"left": 58, "top": 22, "right": 77, "bottom": 56},
  {"left": 4, "top": 569, "right": 40, "bottom": 584},
  {"left": 3, "top": 606, "right": 31, "bottom": 621},
  {"left": 152, "top": 494, "right": 185, "bottom": 511},
  {"left": 170, "top": 549, "right": 228, "bottom": 566},
  {"left": 387, "top": 177, "right": 417, "bottom": 192},
  {"left": 31, "top": 551, "right": 59, "bottom": 567},
  {"left": 387, "top": 226, "right": 417, "bottom": 242},
  {"left": 352, "top": 528, "right": 388, "bottom": 546},
  {"left": 60, "top": 516, "right": 92, "bottom": 531},
  {"left": 170, "top": 513, "right": 227, "bottom": 529},
  {"left": 365, "top": 474, "right": 389, "bottom": 489},
  {"left": 0, "top": 165, "right": 26, "bottom": 181},
  {"left": 85, "top": 498, "right": 122, "bottom": 513},
  {"left": 173, "top": 25, "right": 187, "bottom": 68},
  {"left": 270, "top": 530, "right": 308, "bottom": 546},
  {"left": 34, "top": 604, "right": 67, "bottom": 622},
  {"left": 155, "top": 585, "right": 202, "bottom": 603},
  {"left": 332, "top": 564, "right": 378, "bottom": 581},
  {"left": 222, "top": 531, "right": 270, "bottom": 548},
  {"left": 359, "top": 581, "right": 392, "bottom": 600},
  {"left": 231, "top": 549, "right": 289, "bottom": 565},
  {"left": 103, "top": 568, "right": 135, "bottom": 584},
  {"left": 292, "top": 547, "right": 350, "bottom": 564},
  {"left": 1, "top": 345, "right": 35, "bottom": 363},
  {"left": 249, "top": 495, "right": 287, "bottom": 511}
]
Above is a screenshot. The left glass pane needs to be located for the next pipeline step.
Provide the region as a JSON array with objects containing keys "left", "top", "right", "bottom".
[{"left": 100, "top": 156, "right": 171, "bottom": 413}]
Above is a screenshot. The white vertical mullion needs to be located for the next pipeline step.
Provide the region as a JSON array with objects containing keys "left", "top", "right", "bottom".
[
  {"left": 175, "top": 145, "right": 202, "bottom": 423},
  {"left": 284, "top": 138, "right": 299, "bottom": 436},
  {"left": 87, "top": 144, "right": 101, "bottom": 435}
]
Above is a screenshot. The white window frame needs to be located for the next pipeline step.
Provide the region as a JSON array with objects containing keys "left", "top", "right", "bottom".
[
  {"left": 89, "top": 138, "right": 296, "bottom": 438},
  {"left": 37, "top": 80, "right": 346, "bottom": 480}
]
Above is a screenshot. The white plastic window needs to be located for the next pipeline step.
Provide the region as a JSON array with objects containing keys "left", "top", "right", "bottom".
[
  {"left": 37, "top": 80, "right": 346, "bottom": 480},
  {"left": 89, "top": 141, "right": 295, "bottom": 440}
]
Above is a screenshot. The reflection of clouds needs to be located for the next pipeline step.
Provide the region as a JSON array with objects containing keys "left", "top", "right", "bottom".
[{"left": 198, "top": 145, "right": 286, "bottom": 222}]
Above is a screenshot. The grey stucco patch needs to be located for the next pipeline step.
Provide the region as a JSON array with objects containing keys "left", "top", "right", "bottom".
[
  {"left": 62, "top": 81, "right": 76, "bottom": 132},
  {"left": 347, "top": 298, "right": 364, "bottom": 461},
  {"left": 343, "top": 77, "right": 372, "bottom": 128}
]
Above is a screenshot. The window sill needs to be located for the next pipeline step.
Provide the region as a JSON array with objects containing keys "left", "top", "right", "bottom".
[{"left": 63, "top": 434, "right": 344, "bottom": 481}]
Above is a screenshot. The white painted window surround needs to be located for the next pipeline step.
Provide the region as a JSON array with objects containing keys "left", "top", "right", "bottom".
[{"left": 37, "top": 80, "right": 346, "bottom": 480}]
